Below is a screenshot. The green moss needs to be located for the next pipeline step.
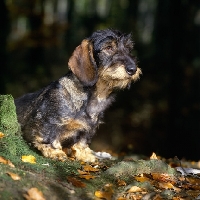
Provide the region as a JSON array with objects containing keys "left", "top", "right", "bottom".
[
  {"left": 105, "top": 159, "right": 177, "bottom": 181},
  {"left": 0, "top": 94, "right": 19, "bottom": 135},
  {"left": 0, "top": 94, "right": 33, "bottom": 157},
  {"left": 0, "top": 190, "right": 14, "bottom": 200}
]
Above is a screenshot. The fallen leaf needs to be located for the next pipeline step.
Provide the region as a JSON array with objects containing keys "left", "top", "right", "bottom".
[
  {"left": 80, "top": 161, "right": 86, "bottom": 165},
  {"left": 186, "top": 190, "right": 200, "bottom": 198},
  {"left": 135, "top": 175, "right": 150, "bottom": 183},
  {"left": 187, "top": 176, "right": 200, "bottom": 185},
  {"left": 95, "top": 191, "right": 112, "bottom": 200},
  {"left": 117, "top": 197, "right": 127, "bottom": 200},
  {"left": 6, "top": 172, "right": 21, "bottom": 180},
  {"left": 151, "top": 173, "right": 175, "bottom": 183},
  {"left": 83, "top": 164, "right": 99, "bottom": 172},
  {"left": 0, "top": 156, "right": 8, "bottom": 164},
  {"left": 79, "top": 174, "right": 96, "bottom": 180},
  {"left": 0, "top": 156, "right": 15, "bottom": 167},
  {"left": 172, "top": 197, "right": 182, "bottom": 200},
  {"left": 95, "top": 184, "right": 113, "bottom": 200},
  {"left": 0, "top": 156, "right": 9, "bottom": 164},
  {"left": 77, "top": 169, "right": 90, "bottom": 175},
  {"left": 127, "top": 186, "right": 143, "bottom": 193},
  {"left": 23, "top": 187, "right": 46, "bottom": 200},
  {"left": 0, "top": 132, "right": 4, "bottom": 138},
  {"left": 7, "top": 160, "right": 15, "bottom": 167},
  {"left": 117, "top": 179, "right": 126, "bottom": 186},
  {"left": 21, "top": 155, "right": 36, "bottom": 164},
  {"left": 150, "top": 152, "right": 158, "bottom": 160},
  {"left": 67, "top": 176, "right": 85, "bottom": 188},
  {"left": 158, "top": 182, "right": 175, "bottom": 189}
]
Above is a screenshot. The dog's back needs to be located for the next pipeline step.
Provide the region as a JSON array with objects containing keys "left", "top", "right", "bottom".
[{"left": 15, "top": 89, "right": 42, "bottom": 126}]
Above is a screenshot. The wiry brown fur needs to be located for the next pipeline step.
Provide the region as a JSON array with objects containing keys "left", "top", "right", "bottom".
[{"left": 15, "top": 29, "right": 141, "bottom": 162}]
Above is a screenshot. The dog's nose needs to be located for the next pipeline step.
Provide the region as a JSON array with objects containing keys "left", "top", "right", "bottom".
[{"left": 126, "top": 64, "right": 137, "bottom": 76}]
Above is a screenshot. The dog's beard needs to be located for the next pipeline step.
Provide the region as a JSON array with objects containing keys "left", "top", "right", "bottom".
[{"left": 98, "top": 65, "right": 141, "bottom": 89}]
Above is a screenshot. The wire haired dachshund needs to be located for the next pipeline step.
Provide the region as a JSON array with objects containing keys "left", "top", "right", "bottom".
[{"left": 15, "top": 29, "right": 142, "bottom": 162}]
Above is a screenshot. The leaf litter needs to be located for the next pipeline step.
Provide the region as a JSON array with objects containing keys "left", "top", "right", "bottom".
[{"left": 2, "top": 149, "right": 200, "bottom": 199}]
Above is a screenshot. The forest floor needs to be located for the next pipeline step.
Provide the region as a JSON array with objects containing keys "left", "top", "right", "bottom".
[
  {"left": 1, "top": 148, "right": 200, "bottom": 200},
  {"left": 1, "top": 95, "right": 200, "bottom": 200}
]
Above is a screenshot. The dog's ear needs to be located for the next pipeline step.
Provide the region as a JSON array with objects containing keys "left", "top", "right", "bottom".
[{"left": 68, "top": 39, "right": 97, "bottom": 86}]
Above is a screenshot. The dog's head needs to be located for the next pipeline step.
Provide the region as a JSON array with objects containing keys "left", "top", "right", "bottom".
[{"left": 68, "top": 29, "right": 141, "bottom": 88}]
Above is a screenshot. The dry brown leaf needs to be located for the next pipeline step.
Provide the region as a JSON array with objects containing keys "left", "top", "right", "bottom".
[
  {"left": 158, "top": 181, "right": 181, "bottom": 193},
  {"left": 187, "top": 176, "right": 200, "bottom": 185},
  {"left": 23, "top": 187, "right": 46, "bottom": 200},
  {"left": 0, "top": 132, "right": 4, "bottom": 138},
  {"left": 95, "top": 190, "right": 112, "bottom": 200},
  {"left": 150, "top": 152, "right": 158, "bottom": 159},
  {"left": 188, "top": 184, "right": 200, "bottom": 190},
  {"left": 151, "top": 173, "right": 175, "bottom": 183},
  {"left": 186, "top": 190, "right": 200, "bottom": 198},
  {"left": 77, "top": 169, "right": 90, "bottom": 175},
  {"left": 158, "top": 182, "right": 175, "bottom": 189},
  {"left": 127, "top": 186, "right": 143, "bottom": 193},
  {"left": 7, "top": 160, "right": 15, "bottom": 168},
  {"left": 6, "top": 172, "right": 21, "bottom": 180},
  {"left": 117, "top": 179, "right": 126, "bottom": 186},
  {"left": 0, "top": 156, "right": 15, "bottom": 167},
  {"left": 79, "top": 174, "right": 96, "bottom": 180},
  {"left": 95, "top": 184, "right": 113, "bottom": 200},
  {"left": 135, "top": 175, "right": 150, "bottom": 183},
  {"left": 67, "top": 176, "right": 86, "bottom": 188},
  {"left": 117, "top": 197, "right": 127, "bottom": 200},
  {"left": 153, "top": 194, "right": 163, "bottom": 200},
  {"left": 172, "top": 197, "right": 182, "bottom": 200},
  {"left": 80, "top": 161, "right": 86, "bottom": 165},
  {"left": 21, "top": 155, "right": 36, "bottom": 164},
  {"left": 0, "top": 156, "right": 7, "bottom": 164},
  {"left": 83, "top": 164, "right": 99, "bottom": 172}
]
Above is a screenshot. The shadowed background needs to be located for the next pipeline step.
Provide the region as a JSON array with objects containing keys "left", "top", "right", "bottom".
[{"left": 0, "top": 0, "right": 200, "bottom": 160}]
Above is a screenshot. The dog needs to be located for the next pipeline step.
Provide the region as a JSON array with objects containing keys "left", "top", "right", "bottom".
[{"left": 15, "top": 29, "right": 142, "bottom": 162}]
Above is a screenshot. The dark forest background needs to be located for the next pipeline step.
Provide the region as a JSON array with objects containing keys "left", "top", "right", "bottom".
[{"left": 0, "top": 0, "right": 200, "bottom": 160}]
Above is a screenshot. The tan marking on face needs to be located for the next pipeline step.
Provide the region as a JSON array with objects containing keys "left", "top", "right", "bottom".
[
  {"left": 132, "top": 67, "right": 142, "bottom": 82},
  {"left": 94, "top": 65, "right": 142, "bottom": 99}
]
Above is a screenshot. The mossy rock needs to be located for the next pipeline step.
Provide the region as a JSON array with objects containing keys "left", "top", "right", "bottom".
[
  {"left": 0, "top": 94, "right": 35, "bottom": 158},
  {"left": 0, "top": 94, "right": 19, "bottom": 135},
  {"left": 105, "top": 159, "right": 177, "bottom": 180},
  {"left": 0, "top": 95, "right": 21, "bottom": 156}
]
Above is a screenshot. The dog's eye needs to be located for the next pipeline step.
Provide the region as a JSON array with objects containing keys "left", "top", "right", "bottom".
[{"left": 105, "top": 46, "right": 113, "bottom": 51}]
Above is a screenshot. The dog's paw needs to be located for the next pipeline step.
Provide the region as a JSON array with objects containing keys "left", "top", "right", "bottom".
[
  {"left": 47, "top": 149, "right": 68, "bottom": 161},
  {"left": 36, "top": 143, "right": 68, "bottom": 161},
  {"left": 71, "top": 144, "right": 96, "bottom": 162}
]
